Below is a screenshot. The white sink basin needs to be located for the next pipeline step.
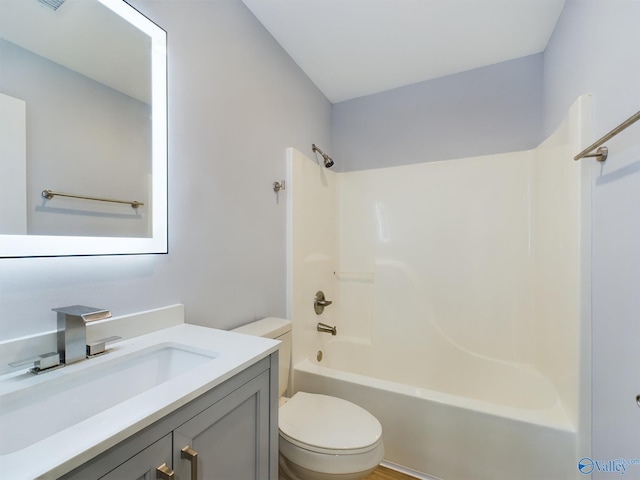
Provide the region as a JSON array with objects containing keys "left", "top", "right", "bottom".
[{"left": 0, "top": 343, "right": 216, "bottom": 455}]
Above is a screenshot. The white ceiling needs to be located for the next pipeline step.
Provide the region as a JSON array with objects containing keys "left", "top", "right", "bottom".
[{"left": 242, "top": 0, "right": 566, "bottom": 103}]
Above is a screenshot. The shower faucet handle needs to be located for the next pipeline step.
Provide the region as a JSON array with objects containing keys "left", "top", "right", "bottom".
[{"left": 314, "top": 291, "right": 333, "bottom": 315}]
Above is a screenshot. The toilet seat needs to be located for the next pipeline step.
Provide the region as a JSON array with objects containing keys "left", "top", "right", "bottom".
[
  {"left": 280, "top": 430, "right": 382, "bottom": 456},
  {"left": 279, "top": 392, "right": 383, "bottom": 454}
]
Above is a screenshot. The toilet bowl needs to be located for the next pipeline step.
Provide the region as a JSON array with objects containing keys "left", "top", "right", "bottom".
[{"left": 232, "top": 318, "right": 384, "bottom": 480}]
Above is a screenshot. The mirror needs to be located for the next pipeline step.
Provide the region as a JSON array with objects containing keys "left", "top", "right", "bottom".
[{"left": 0, "top": 0, "right": 167, "bottom": 257}]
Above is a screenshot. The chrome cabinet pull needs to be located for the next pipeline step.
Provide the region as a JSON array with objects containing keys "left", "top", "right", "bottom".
[
  {"left": 181, "top": 445, "right": 198, "bottom": 480},
  {"left": 156, "top": 463, "right": 174, "bottom": 479}
]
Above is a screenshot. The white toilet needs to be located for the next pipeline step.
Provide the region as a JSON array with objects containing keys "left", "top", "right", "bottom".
[{"left": 233, "top": 318, "right": 384, "bottom": 480}]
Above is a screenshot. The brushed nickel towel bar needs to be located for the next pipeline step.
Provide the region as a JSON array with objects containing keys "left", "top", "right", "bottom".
[
  {"left": 42, "top": 189, "right": 144, "bottom": 209},
  {"left": 574, "top": 110, "right": 640, "bottom": 162}
]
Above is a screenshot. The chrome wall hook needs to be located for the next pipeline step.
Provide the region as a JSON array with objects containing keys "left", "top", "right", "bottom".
[{"left": 273, "top": 180, "right": 285, "bottom": 192}]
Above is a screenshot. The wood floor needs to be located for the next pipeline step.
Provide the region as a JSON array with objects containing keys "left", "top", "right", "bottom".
[{"left": 364, "top": 465, "right": 419, "bottom": 480}]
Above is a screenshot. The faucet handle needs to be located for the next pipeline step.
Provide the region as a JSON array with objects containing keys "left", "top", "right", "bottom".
[
  {"left": 9, "top": 352, "right": 62, "bottom": 374},
  {"left": 86, "top": 336, "right": 121, "bottom": 357}
]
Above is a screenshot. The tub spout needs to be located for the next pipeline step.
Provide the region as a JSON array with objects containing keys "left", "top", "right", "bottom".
[{"left": 317, "top": 322, "right": 337, "bottom": 336}]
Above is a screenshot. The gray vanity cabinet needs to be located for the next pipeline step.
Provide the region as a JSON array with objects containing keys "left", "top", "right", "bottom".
[{"left": 60, "top": 355, "right": 278, "bottom": 480}]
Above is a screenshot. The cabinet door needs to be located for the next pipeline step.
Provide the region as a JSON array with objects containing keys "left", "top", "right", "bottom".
[
  {"left": 174, "top": 371, "right": 270, "bottom": 480},
  {"left": 99, "top": 434, "right": 172, "bottom": 480}
]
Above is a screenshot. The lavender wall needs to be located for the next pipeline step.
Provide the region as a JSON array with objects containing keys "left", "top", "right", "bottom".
[
  {"left": 0, "top": 0, "right": 331, "bottom": 339},
  {"left": 544, "top": 0, "right": 640, "bottom": 473},
  {"left": 332, "top": 53, "right": 544, "bottom": 171}
]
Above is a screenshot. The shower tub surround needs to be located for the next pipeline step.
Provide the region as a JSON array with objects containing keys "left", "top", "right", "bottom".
[{"left": 287, "top": 96, "right": 592, "bottom": 480}]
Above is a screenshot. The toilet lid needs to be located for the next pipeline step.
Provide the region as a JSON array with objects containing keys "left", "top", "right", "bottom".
[{"left": 279, "top": 392, "right": 382, "bottom": 451}]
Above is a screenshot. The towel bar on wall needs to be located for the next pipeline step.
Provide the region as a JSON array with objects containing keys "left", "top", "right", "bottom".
[
  {"left": 41, "top": 189, "right": 144, "bottom": 209},
  {"left": 574, "top": 110, "right": 640, "bottom": 162}
]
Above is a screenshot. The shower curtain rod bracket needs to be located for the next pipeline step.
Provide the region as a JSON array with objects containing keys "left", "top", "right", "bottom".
[{"left": 581, "top": 146, "right": 608, "bottom": 162}]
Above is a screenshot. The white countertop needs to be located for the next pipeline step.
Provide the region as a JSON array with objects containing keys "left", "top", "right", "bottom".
[{"left": 0, "top": 324, "right": 279, "bottom": 479}]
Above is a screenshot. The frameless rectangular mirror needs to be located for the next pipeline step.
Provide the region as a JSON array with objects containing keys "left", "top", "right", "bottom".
[{"left": 0, "top": 0, "right": 167, "bottom": 257}]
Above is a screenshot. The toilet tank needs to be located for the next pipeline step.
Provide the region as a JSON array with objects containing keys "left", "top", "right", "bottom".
[{"left": 232, "top": 318, "right": 291, "bottom": 398}]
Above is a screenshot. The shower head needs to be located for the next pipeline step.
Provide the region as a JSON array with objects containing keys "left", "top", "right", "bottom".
[{"left": 312, "top": 144, "right": 335, "bottom": 168}]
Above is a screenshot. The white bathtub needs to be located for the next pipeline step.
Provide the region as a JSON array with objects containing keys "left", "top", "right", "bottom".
[{"left": 293, "top": 340, "right": 578, "bottom": 480}]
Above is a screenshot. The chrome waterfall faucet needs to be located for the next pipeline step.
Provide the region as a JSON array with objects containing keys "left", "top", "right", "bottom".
[
  {"left": 54, "top": 305, "right": 112, "bottom": 365},
  {"left": 9, "top": 305, "right": 114, "bottom": 375}
]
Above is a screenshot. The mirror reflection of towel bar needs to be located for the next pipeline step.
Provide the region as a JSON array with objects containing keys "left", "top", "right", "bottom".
[{"left": 42, "top": 189, "right": 144, "bottom": 209}]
